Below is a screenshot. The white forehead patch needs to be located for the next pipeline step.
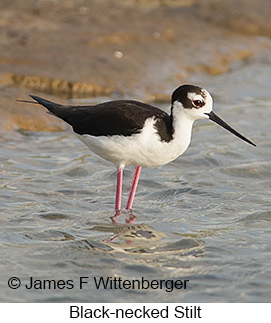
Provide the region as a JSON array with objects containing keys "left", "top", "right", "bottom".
[{"left": 187, "top": 92, "right": 204, "bottom": 101}]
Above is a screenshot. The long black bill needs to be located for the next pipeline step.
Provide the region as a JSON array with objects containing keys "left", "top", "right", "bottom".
[{"left": 205, "top": 111, "right": 256, "bottom": 147}]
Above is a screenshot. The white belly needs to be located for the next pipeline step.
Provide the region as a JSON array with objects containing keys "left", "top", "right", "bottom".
[{"left": 75, "top": 117, "right": 192, "bottom": 167}]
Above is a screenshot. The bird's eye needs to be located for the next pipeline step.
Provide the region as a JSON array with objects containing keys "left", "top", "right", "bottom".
[{"left": 193, "top": 100, "right": 203, "bottom": 108}]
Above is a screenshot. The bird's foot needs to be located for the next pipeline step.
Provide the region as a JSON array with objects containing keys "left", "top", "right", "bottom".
[
  {"left": 110, "top": 209, "right": 136, "bottom": 225},
  {"left": 110, "top": 210, "right": 122, "bottom": 225},
  {"left": 125, "top": 209, "right": 136, "bottom": 224}
]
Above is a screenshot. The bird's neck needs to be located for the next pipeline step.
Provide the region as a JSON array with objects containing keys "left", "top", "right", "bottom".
[{"left": 170, "top": 107, "right": 194, "bottom": 153}]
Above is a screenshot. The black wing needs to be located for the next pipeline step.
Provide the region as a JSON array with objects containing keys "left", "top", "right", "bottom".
[{"left": 29, "top": 95, "right": 173, "bottom": 140}]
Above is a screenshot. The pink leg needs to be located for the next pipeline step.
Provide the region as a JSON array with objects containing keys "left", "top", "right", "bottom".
[
  {"left": 126, "top": 166, "right": 142, "bottom": 211},
  {"left": 115, "top": 166, "right": 123, "bottom": 215},
  {"left": 111, "top": 166, "right": 123, "bottom": 224}
]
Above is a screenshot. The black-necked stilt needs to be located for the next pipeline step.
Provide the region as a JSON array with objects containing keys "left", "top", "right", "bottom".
[{"left": 23, "top": 84, "right": 256, "bottom": 223}]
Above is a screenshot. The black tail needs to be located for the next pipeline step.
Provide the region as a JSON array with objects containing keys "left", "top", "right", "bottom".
[{"left": 19, "top": 95, "right": 92, "bottom": 130}]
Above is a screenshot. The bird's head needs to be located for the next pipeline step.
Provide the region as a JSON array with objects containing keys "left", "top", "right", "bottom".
[{"left": 171, "top": 84, "right": 256, "bottom": 146}]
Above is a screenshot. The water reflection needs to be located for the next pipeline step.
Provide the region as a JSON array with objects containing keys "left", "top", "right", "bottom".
[
  {"left": 86, "top": 222, "right": 202, "bottom": 256},
  {"left": 1, "top": 57, "right": 271, "bottom": 302}
]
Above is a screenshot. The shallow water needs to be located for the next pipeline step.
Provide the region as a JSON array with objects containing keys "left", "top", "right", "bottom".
[{"left": 1, "top": 55, "right": 271, "bottom": 302}]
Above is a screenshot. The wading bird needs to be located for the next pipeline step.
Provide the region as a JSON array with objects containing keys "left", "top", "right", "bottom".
[{"left": 22, "top": 85, "right": 256, "bottom": 223}]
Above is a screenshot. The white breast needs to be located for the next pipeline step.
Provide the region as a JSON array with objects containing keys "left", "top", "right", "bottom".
[{"left": 76, "top": 115, "right": 194, "bottom": 168}]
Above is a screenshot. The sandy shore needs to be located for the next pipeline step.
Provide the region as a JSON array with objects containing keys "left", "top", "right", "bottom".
[{"left": 0, "top": 0, "right": 270, "bottom": 131}]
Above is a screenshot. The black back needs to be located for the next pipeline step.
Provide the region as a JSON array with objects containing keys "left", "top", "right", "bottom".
[{"left": 30, "top": 96, "right": 173, "bottom": 142}]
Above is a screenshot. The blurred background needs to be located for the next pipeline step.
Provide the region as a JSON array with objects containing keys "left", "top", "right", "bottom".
[
  {"left": 0, "top": 0, "right": 270, "bottom": 131},
  {"left": 1, "top": 0, "right": 271, "bottom": 303}
]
